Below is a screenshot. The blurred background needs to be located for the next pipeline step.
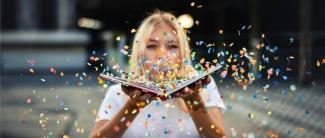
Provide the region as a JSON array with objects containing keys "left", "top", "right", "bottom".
[{"left": 1, "top": 0, "right": 324, "bottom": 137}]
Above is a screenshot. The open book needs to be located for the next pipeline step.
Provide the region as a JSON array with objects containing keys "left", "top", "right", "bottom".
[{"left": 99, "top": 64, "right": 222, "bottom": 97}]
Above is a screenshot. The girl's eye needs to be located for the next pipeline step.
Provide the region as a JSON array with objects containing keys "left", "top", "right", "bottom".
[
  {"left": 169, "top": 45, "right": 178, "bottom": 49},
  {"left": 146, "top": 44, "right": 157, "bottom": 49}
]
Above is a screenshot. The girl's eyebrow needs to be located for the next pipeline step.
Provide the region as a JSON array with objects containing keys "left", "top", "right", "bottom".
[
  {"left": 166, "top": 39, "right": 179, "bottom": 44},
  {"left": 148, "top": 38, "right": 159, "bottom": 42}
]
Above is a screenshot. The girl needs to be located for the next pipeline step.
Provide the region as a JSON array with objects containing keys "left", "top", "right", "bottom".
[{"left": 90, "top": 11, "right": 226, "bottom": 138}]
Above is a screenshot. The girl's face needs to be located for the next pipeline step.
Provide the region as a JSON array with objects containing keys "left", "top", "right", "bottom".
[{"left": 143, "top": 22, "right": 182, "bottom": 80}]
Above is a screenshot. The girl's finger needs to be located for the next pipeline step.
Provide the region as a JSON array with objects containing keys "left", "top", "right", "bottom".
[
  {"left": 194, "top": 80, "right": 203, "bottom": 89},
  {"left": 141, "top": 93, "right": 152, "bottom": 101},
  {"left": 183, "top": 87, "right": 195, "bottom": 95},
  {"left": 174, "top": 92, "right": 187, "bottom": 98},
  {"left": 201, "top": 76, "right": 211, "bottom": 86},
  {"left": 130, "top": 90, "right": 142, "bottom": 99}
]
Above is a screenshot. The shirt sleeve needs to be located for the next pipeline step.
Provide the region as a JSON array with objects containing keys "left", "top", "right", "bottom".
[
  {"left": 95, "top": 84, "right": 125, "bottom": 122},
  {"left": 200, "top": 77, "right": 226, "bottom": 111}
]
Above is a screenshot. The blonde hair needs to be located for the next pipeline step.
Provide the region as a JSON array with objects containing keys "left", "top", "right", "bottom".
[{"left": 129, "top": 10, "right": 192, "bottom": 112}]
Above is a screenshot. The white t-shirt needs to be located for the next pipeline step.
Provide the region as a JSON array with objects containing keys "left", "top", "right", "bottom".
[{"left": 95, "top": 78, "right": 226, "bottom": 138}]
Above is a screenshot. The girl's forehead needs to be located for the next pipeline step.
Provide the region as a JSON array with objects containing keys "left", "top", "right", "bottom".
[
  {"left": 147, "top": 22, "right": 179, "bottom": 43},
  {"left": 149, "top": 31, "right": 179, "bottom": 43},
  {"left": 148, "top": 36, "right": 179, "bottom": 44},
  {"left": 151, "top": 23, "right": 177, "bottom": 36}
]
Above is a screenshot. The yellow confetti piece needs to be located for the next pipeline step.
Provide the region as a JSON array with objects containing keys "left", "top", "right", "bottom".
[
  {"left": 200, "top": 58, "right": 205, "bottom": 64},
  {"left": 316, "top": 60, "right": 320, "bottom": 67},
  {"left": 29, "top": 68, "right": 34, "bottom": 73},
  {"left": 136, "top": 102, "right": 146, "bottom": 107},
  {"left": 268, "top": 111, "right": 272, "bottom": 116},
  {"left": 131, "top": 109, "right": 137, "bottom": 114},
  {"left": 230, "top": 92, "right": 235, "bottom": 100},
  {"left": 259, "top": 65, "right": 264, "bottom": 71},
  {"left": 92, "top": 109, "right": 97, "bottom": 115},
  {"left": 296, "top": 127, "right": 305, "bottom": 132},
  {"left": 164, "top": 103, "right": 171, "bottom": 108},
  {"left": 190, "top": 2, "right": 195, "bottom": 7},
  {"left": 116, "top": 36, "right": 121, "bottom": 41},
  {"left": 195, "top": 20, "right": 200, "bottom": 25},
  {"left": 218, "top": 29, "right": 224, "bottom": 34},
  {"left": 248, "top": 113, "right": 254, "bottom": 118},
  {"left": 210, "top": 124, "right": 215, "bottom": 129},
  {"left": 63, "top": 135, "right": 70, "bottom": 138},
  {"left": 103, "top": 84, "right": 108, "bottom": 88},
  {"left": 98, "top": 78, "right": 104, "bottom": 85},
  {"left": 131, "top": 29, "right": 136, "bottom": 33},
  {"left": 199, "top": 126, "right": 203, "bottom": 131}
]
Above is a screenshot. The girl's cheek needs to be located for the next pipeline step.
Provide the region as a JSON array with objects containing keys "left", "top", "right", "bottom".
[{"left": 144, "top": 50, "right": 156, "bottom": 61}]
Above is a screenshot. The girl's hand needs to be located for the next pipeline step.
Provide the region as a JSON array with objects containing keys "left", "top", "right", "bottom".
[
  {"left": 121, "top": 85, "right": 156, "bottom": 107},
  {"left": 173, "top": 75, "right": 211, "bottom": 99}
]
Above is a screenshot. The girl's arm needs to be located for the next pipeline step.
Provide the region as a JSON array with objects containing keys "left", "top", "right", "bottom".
[
  {"left": 89, "top": 99, "right": 139, "bottom": 138},
  {"left": 89, "top": 87, "right": 155, "bottom": 138}
]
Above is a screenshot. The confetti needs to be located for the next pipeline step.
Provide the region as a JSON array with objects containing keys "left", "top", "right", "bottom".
[
  {"left": 116, "top": 36, "right": 121, "bottom": 41},
  {"left": 26, "top": 98, "right": 32, "bottom": 104},
  {"left": 131, "top": 29, "right": 136, "bottom": 33},
  {"left": 49, "top": 67, "right": 57, "bottom": 74},
  {"left": 248, "top": 113, "right": 254, "bottom": 119},
  {"left": 190, "top": 2, "right": 195, "bottom": 7},
  {"left": 289, "top": 85, "right": 296, "bottom": 91},
  {"left": 29, "top": 68, "right": 34, "bottom": 73}
]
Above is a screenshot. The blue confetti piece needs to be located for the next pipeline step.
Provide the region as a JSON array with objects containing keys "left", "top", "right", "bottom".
[
  {"left": 155, "top": 101, "right": 160, "bottom": 106},
  {"left": 208, "top": 47, "right": 212, "bottom": 54},
  {"left": 281, "top": 90, "right": 289, "bottom": 96},
  {"left": 288, "top": 130, "right": 292, "bottom": 135},
  {"left": 256, "top": 73, "right": 263, "bottom": 79},
  {"left": 274, "top": 46, "right": 278, "bottom": 51},
  {"left": 289, "top": 37, "right": 294, "bottom": 43},
  {"left": 282, "top": 76, "right": 288, "bottom": 80},
  {"left": 298, "top": 95, "right": 305, "bottom": 102},
  {"left": 252, "top": 93, "right": 257, "bottom": 100},
  {"left": 241, "top": 26, "right": 246, "bottom": 30}
]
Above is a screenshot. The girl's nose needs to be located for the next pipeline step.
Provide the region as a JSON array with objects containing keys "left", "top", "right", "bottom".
[{"left": 157, "top": 46, "right": 167, "bottom": 58}]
